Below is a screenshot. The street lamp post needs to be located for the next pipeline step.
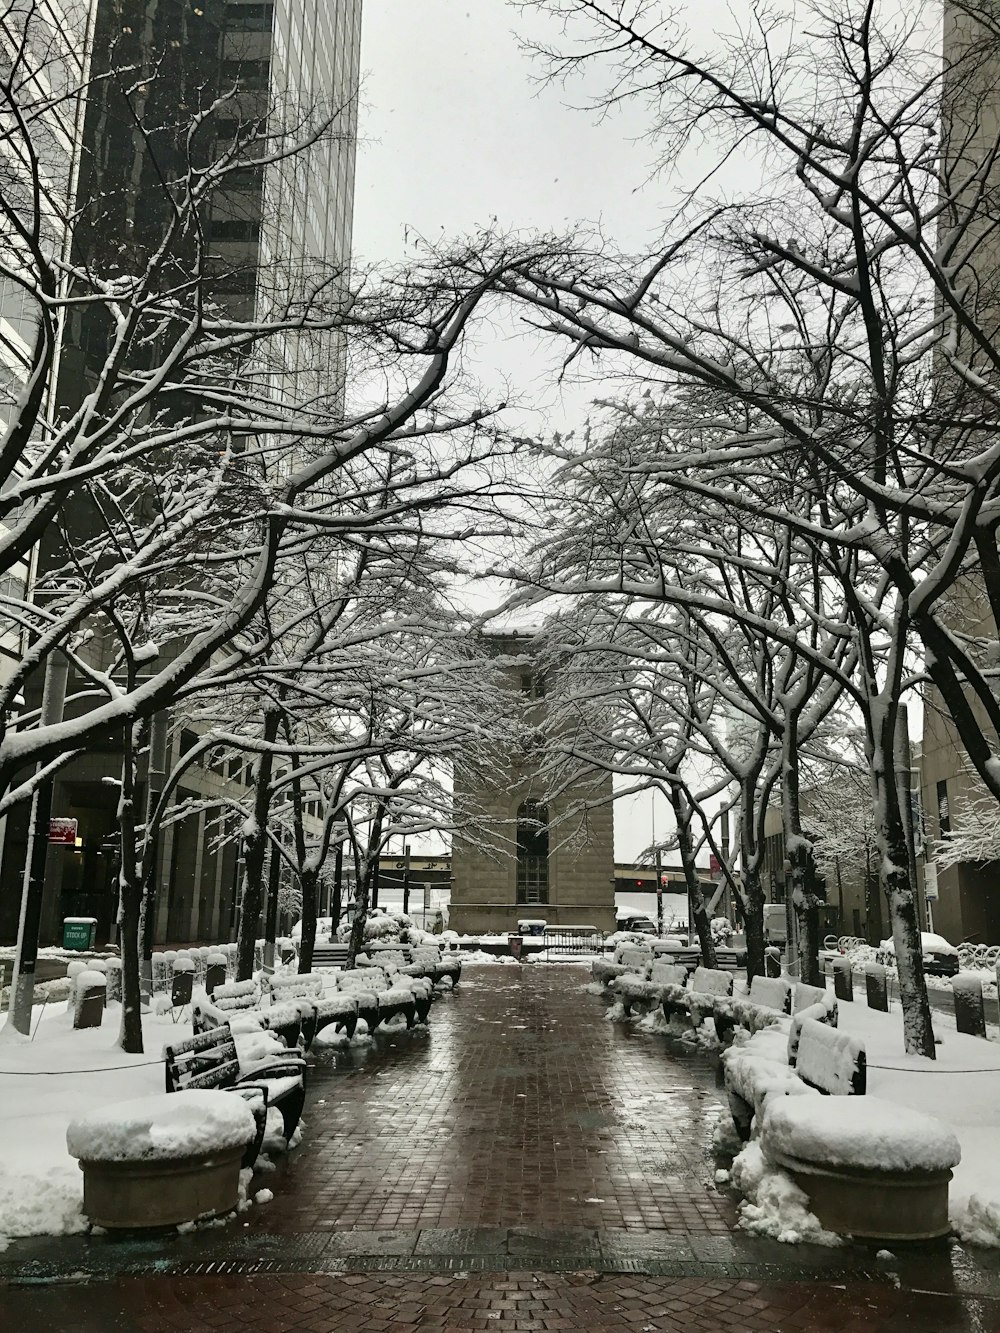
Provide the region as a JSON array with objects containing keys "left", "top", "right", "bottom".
[{"left": 6, "top": 652, "right": 69, "bottom": 1035}]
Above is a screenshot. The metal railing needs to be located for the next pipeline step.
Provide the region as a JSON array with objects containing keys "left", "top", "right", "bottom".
[{"left": 542, "top": 926, "right": 605, "bottom": 957}]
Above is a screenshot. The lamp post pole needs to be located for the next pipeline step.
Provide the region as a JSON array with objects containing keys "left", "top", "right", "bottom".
[{"left": 6, "top": 652, "right": 69, "bottom": 1035}]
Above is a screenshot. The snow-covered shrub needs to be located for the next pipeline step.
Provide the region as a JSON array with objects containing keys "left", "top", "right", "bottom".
[
  {"left": 336, "top": 909, "right": 414, "bottom": 944},
  {"left": 711, "top": 917, "right": 734, "bottom": 946}
]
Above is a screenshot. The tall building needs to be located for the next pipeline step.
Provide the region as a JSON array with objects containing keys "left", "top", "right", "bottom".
[
  {"left": 449, "top": 633, "right": 616, "bottom": 934},
  {"left": 919, "top": 4, "right": 1000, "bottom": 944},
  {"left": 0, "top": 0, "right": 362, "bottom": 945}
]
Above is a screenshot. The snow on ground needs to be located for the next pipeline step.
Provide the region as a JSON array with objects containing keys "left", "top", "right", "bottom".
[
  {"left": 0, "top": 1005, "right": 171, "bottom": 1247},
  {"left": 713, "top": 980, "right": 1000, "bottom": 1246},
  {"left": 834, "top": 997, "right": 1000, "bottom": 1244},
  {"left": 0, "top": 997, "right": 287, "bottom": 1249}
]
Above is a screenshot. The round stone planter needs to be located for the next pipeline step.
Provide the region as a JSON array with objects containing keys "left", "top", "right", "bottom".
[
  {"left": 772, "top": 1151, "right": 953, "bottom": 1241},
  {"left": 78, "top": 1144, "right": 245, "bottom": 1229}
]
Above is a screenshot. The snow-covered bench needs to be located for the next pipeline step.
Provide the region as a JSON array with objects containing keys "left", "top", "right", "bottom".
[
  {"left": 712, "top": 975, "right": 792, "bottom": 1046},
  {"left": 664, "top": 965, "right": 735, "bottom": 1031},
  {"left": 722, "top": 1004, "right": 860, "bottom": 1141},
  {"left": 193, "top": 979, "right": 303, "bottom": 1048},
  {"left": 261, "top": 971, "right": 363, "bottom": 1046},
  {"left": 611, "top": 961, "right": 688, "bottom": 1016},
  {"left": 333, "top": 969, "right": 430, "bottom": 1030},
  {"left": 358, "top": 943, "right": 460, "bottom": 988},
  {"left": 789, "top": 1016, "right": 865, "bottom": 1095},
  {"left": 164, "top": 1021, "right": 307, "bottom": 1149},
  {"left": 591, "top": 944, "right": 654, "bottom": 987}
]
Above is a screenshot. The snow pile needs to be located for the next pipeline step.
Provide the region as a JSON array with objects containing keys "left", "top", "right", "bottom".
[
  {"left": 730, "top": 1141, "right": 841, "bottom": 1247},
  {"left": 761, "top": 1095, "right": 961, "bottom": 1174},
  {"left": 954, "top": 1195, "right": 1000, "bottom": 1247},
  {"left": 457, "top": 950, "right": 520, "bottom": 966},
  {"left": 67, "top": 1090, "right": 256, "bottom": 1163}
]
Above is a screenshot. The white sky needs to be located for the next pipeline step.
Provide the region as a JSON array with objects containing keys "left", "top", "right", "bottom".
[{"left": 351, "top": 1, "right": 735, "bottom": 862}]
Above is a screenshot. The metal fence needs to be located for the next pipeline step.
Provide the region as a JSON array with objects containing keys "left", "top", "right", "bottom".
[{"left": 542, "top": 927, "right": 605, "bottom": 958}]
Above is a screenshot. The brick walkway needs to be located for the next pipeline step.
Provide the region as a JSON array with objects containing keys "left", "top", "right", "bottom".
[
  {"left": 4, "top": 1269, "right": 998, "bottom": 1332},
  {"left": 3, "top": 964, "right": 998, "bottom": 1330},
  {"left": 247, "top": 964, "right": 736, "bottom": 1236}
]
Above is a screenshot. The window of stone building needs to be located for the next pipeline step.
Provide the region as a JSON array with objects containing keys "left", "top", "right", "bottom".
[
  {"left": 516, "top": 800, "right": 549, "bottom": 904},
  {"left": 519, "top": 672, "right": 546, "bottom": 700}
]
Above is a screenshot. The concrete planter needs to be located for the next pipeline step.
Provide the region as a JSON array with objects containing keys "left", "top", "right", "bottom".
[
  {"left": 772, "top": 1152, "right": 953, "bottom": 1241},
  {"left": 78, "top": 1144, "right": 245, "bottom": 1229}
]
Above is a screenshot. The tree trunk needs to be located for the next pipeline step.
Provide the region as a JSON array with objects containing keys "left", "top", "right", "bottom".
[
  {"left": 347, "top": 857, "right": 372, "bottom": 967},
  {"left": 742, "top": 866, "right": 766, "bottom": 982},
  {"left": 869, "top": 696, "right": 935, "bottom": 1057},
  {"left": 669, "top": 782, "right": 716, "bottom": 967},
  {"left": 782, "top": 727, "right": 825, "bottom": 987},
  {"left": 237, "top": 707, "right": 279, "bottom": 981},
  {"left": 788, "top": 837, "right": 825, "bottom": 988},
  {"left": 883, "top": 811, "right": 935, "bottom": 1057},
  {"left": 118, "top": 728, "right": 143, "bottom": 1054},
  {"left": 298, "top": 867, "right": 319, "bottom": 973}
]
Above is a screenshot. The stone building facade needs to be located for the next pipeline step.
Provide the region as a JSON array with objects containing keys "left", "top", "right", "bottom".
[{"left": 449, "top": 632, "right": 616, "bottom": 935}]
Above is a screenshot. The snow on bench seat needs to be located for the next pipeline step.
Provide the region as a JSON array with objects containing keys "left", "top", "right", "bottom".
[{"left": 611, "top": 965, "right": 686, "bottom": 1015}]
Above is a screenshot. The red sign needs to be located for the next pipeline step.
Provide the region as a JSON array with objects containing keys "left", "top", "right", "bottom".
[
  {"left": 709, "top": 853, "right": 722, "bottom": 877},
  {"left": 48, "top": 817, "right": 78, "bottom": 845}
]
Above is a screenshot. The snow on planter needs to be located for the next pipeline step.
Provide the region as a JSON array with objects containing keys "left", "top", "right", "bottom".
[
  {"left": 67, "top": 1090, "right": 256, "bottom": 1163},
  {"left": 66, "top": 1091, "right": 258, "bottom": 1231},
  {"left": 761, "top": 1096, "right": 961, "bottom": 1174},
  {"left": 758, "top": 1095, "right": 961, "bottom": 1240}
]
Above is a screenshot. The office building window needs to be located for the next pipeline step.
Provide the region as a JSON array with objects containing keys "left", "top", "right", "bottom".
[{"left": 516, "top": 800, "right": 549, "bottom": 905}]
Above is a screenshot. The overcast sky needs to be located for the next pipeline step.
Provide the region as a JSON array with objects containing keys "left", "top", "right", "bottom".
[{"left": 351, "top": 1, "right": 720, "bottom": 863}]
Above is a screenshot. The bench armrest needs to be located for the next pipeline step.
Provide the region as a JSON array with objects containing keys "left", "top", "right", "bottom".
[{"left": 236, "top": 1056, "right": 306, "bottom": 1082}]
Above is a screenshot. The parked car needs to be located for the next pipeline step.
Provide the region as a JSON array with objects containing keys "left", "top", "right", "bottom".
[
  {"left": 618, "top": 914, "right": 657, "bottom": 935},
  {"left": 876, "top": 931, "right": 960, "bottom": 977}
]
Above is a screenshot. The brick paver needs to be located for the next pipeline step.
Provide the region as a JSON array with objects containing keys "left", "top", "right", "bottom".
[
  {"left": 3, "top": 964, "right": 997, "bottom": 1330},
  {"left": 1, "top": 1270, "right": 994, "bottom": 1331},
  {"left": 248, "top": 965, "right": 736, "bottom": 1235}
]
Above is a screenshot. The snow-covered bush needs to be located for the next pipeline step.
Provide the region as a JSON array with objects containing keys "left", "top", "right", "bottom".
[
  {"left": 335, "top": 909, "right": 414, "bottom": 944},
  {"left": 711, "top": 917, "right": 734, "bottom": 946}
]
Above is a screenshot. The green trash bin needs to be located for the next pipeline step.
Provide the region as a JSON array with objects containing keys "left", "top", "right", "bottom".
[{"left": 63, "top": 917, "right": 97, "bottom": 951}]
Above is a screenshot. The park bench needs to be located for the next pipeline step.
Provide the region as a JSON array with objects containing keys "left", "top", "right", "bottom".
[
  {"left": 263, "top": 970, "right": 361, "bottom": 1044},
  {"left": 721, "top": 1000, "right": 860, "bottom": 1141},
  {"left": 712, "top": 975, "right": 792, "bottom": 1046},
  {"left": 611, "top": 961, "right": 687, "bottom": 1017},
  {"left": 335, "top": 969, "right": 423, "bottom": 1029},
  {"left": 592, "top": 944, "right": 654, "bottom": 987},
  {"left": 192, "top": 978, "right": 303, "bottom": 1048},
  {"left": 788, "top": 1014, "right": 865, "bottom": 1095},
  {"left": 362, "top": 942, "right": 461, "bottom": 986},
  {"left": 658, "top": 965, "right": 734, "bottom": 1030},
  {"left": 311, "top": 942, "right": 351, "bottom": 968},
  {"left": 164, "top": 1021, "right": 307, "bottom": 1152}
]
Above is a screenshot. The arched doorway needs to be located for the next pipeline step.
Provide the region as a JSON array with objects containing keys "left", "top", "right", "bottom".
[{"left": 516, "top": 800, "right": 549, "bottom": 905}]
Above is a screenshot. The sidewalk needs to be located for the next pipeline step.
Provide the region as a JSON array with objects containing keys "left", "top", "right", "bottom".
[{"left": 3, "top": 964, "right": 999, "bottom": 1329}]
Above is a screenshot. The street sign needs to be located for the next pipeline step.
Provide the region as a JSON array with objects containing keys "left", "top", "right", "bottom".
[
  {"left": 924, "top": 862, "right": 939, "bottom": 902},
  {"left": 709, "top": 853, "right": 722, "bottom": 877},
  {"left": 48, "top": 817, "right": 78, "bottom": 845}
]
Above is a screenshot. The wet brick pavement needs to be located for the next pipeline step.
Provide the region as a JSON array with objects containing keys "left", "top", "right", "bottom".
[
  {"left": 3, "top": 964, "right": 1000, "bottom": 1329},
  {"left": 244, "top": 963, "right": 737, "bottom": 1236}
]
